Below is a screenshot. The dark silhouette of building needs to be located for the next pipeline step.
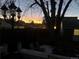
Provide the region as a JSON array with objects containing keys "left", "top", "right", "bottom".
[{"left": 62, "top": 17, "right": 79, "bottom": 41}]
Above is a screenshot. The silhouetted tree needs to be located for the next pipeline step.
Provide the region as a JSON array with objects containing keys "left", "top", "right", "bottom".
[{"left": 30, "top": 0, "right": 72, "bottom": 39}]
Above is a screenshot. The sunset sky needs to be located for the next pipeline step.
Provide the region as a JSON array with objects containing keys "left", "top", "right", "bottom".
[
  {"left": 1, "top": 0, "right": 79, "bottom": 23},
  {"left": 16, "top": 0, "right": 79, "bottom": 18}
]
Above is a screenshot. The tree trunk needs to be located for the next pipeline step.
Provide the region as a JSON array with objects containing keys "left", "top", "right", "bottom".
[{"left": 55, "top": 17, "right": 61, "bottom": 40}]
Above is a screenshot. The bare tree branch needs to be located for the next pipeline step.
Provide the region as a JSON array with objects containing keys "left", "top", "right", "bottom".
[
  {"left": 61, "top": 0, "right": 72, "bottom": 18},
  {"left": 39, "top": 0, "right": 52, "bottom": 28},
  {"left": 50, "top": 0, "right": 56, "bottom": 18},
  {"left": 39, "top": 0, "right": 48, "bottom": 17},
  {"left": 34, "top": 0, "right": 41, "bottom": 7},
  {"left": 30, "top": 3, "right": 36, "bottom": 7},
  {"left": 30, "top": 0, "right": 48, "bottom": 18},
  {"left": 57, "top": 0, "right": 63, "bottom": 17}
]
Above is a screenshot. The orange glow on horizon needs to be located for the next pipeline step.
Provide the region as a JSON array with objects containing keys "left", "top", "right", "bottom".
[
  {"left": 0, "top": 15, "right": 43, "bottom": 24},
  {"left": 21, "top": 16, "right": 43, "bottom": 24}
]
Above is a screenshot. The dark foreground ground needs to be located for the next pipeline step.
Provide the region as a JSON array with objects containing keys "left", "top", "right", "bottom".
[
  {"left": 0, "top": 28, "right": 74, "bottom": 46},
  {"left": 2, "top": 52, "right": 23, "bottom": 59},
  {"left": 2, "top": 52, "right": 47, "bottom": 59},
  {"left": 0, "top": 28, "right": 79, "bottom": 59}
]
